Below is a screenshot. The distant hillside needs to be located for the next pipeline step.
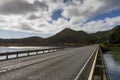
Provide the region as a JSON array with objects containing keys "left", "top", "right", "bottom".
[
  {"left": 46, "top": 28, "right": 97, "bottom": 44},
  {"left": 0, "top": 36, "right": 44, "bottom": 46},
  {"left": 109, "top": 25, "right": 120, "bottom": 44},
  {"left": 91, "top": 25, "right": 120, "bottom": 43},
  {"left": 91, "top": 29, "right": 112, "bottom": 43},
  {"left": 0, "top": 25, "right": 119, "bottom": 46}
]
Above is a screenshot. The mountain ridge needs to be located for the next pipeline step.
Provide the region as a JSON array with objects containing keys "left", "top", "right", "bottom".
[{"left": 0, "top": 25, "right": 119, "bottom": 46}]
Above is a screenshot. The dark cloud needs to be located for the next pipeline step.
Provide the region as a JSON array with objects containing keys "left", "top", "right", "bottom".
[
  {"left": 63, "top": 0, "right": 72, "bottom": 3},
  {"left": 102, "top": 0, "right": 120, "bottom": 11},
  {"left": 20, "top": 23, "right": 34, "bottom": 31},
  {"left": 0, "top": 0, "right": 48, "bottom": 15},
  {"left": 34, "top": 0, "right": 48, "bottom": 11},
  {"left": 0, "top": 0, "right": 35, "bottom": 14},
  {"left": 20, "top": 23, "right": 41, "bottom": 32},
  {"left": 28, "top": 14, "right": 40, "bottom": 20},
  {"left": 92, "top": 0, "right": 120, "bottom": 15},
  {"left": 39, "top": 24, "right": 46, "bottom": 27},
  {"left": 72, "top": 0, "right": 120, "bottom": 19}
]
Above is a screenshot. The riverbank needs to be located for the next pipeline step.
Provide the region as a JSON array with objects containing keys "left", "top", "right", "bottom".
[
  {"left": 110, "top": 47, "right": 120, "bottom": 63},
  {"left": 104, "top": 53, "right": 120, "bottom": 80}
]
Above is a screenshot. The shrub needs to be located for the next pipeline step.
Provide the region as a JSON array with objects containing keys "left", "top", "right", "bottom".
[{"left": 100, "top": 43, "right": 110, "bottom": 53}]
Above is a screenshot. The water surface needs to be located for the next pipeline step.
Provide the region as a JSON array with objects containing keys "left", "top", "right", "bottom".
[
  {"left": 104, "top": 52, "right": 120, "bottom": 80},
  {"left": 0, "top": 46, "right": 53, "bottom": 60},
  {"left": 0, "top": 46, "right": 52, "bottom": 53}
]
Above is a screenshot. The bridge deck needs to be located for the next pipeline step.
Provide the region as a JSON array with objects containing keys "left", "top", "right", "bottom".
[{"left": 0, "top": 45, "right": 98, "bottom": 80}]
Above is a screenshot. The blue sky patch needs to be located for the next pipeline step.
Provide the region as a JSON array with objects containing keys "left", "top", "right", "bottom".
[
  {"left": 51, "top": 9, "right": 71, "bottom": 22},
  {"left": 87, "top": 9, "right": 120, "bottom": 22},
  {"left": 52, "top": 9, "right": 63, "bottom": 21},
  {"left": 0, "top": 29, "right": 52, "bottom": 38}
]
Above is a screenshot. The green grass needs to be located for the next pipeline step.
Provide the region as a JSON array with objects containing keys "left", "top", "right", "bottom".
[{"left": 110, "top": 47, "right": 120, "bottom": 62}]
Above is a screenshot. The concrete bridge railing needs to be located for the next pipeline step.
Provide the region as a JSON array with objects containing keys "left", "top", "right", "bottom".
[
  {"left": 74, "top": 46, "right": 99, "bottom": 80},
  {"left": 74, "top": 45, "right": 110, "bottom": 80}
]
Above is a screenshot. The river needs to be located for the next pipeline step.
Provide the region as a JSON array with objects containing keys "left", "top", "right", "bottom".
[
  {"left": 104, "top": 52, "right": 120, "bottom": 80},
  {"left": 0, "top": 46, "right": 53, "bottom": 60},
  {"left": 0, "top": 46, "right": 53, "bottom": 53}
]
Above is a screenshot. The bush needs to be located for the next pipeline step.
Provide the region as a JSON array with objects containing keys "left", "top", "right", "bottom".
[{"left": 100, "top": 43, "right": 110, "bottom": 53}]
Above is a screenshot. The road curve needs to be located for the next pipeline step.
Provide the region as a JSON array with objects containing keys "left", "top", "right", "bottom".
[{"left": 0, "top": 44, "right": 98, "bottom": 80}]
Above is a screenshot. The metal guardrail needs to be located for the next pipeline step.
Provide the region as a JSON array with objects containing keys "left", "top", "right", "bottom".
[
  {"left": 0, "top": 47, "right": 66, "bottom": 61},
  {"left": 74, "top": 45, "right": 110, "bottom": 80},
  {"left": 74, "top": 46, "right": 99, "bottom": 80},
  {"left": 99, "top": 48, "right": 110, "bottom": 80}
]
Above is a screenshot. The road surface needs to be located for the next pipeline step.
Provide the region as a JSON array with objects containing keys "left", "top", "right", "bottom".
[{"left": 0, "top": 45, "right": 98, "bottom": 80}]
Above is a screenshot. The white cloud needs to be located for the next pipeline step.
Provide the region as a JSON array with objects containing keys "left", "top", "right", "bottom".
[
  {"left": 78, "top": 16, "right": 120, "bottom": 33},
  {"left": 0, "top": 0, "right": 48, "bottom": 14},
  {"left": 0, "top": 0, "right": 120, "bottom": 37}
]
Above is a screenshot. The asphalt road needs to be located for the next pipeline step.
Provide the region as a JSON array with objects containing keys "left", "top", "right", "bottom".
[{"left": 0, "top": 45, "right": 98, "bottom": 80}]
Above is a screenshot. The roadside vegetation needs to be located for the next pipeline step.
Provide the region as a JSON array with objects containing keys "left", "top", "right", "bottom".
[
  {"left": 110, "top": 47, "right": 120, "bottom": 63},
  {"left": 109, "top": 25, "right": 120, "bottom": 62},
  {"left": 100, "top": 43, "right": 110, "bottom": 53},
  {"left": 100, "top": 25, "right": 120, "bottom": 63}
]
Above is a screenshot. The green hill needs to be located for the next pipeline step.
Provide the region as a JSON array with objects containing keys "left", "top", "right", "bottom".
[
  {"left": 109, "top": 25, "right": 120, "bottom": 44},
  {"left": 91, "top": 30, "right": 112, "bottom": 43},
  {"left": 46, "top": 28, "right": 97, "bottom": 44},
  {"left": 0, "top": 36, "right": 44, "bottom": 46},
  {"left": 0, "top": 25, "right": 119, "bottom": 46}
]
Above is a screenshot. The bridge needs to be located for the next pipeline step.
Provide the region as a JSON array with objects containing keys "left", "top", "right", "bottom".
[{"left": 0, "top": 44, "right": 109, "bottom": 80}]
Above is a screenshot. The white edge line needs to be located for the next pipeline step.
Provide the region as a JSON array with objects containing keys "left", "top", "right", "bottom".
[
  {"left": 88, "top": 48, "right": 99, "bottom": 80},
  {"left": 74, "top": 46, "right": 98, "bottom": 80}
]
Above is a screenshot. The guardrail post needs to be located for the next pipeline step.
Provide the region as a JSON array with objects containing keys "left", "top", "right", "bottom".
[
  {"left": 28, "top": 52, "right": 30, "bottom": 56},
  {"left": 43, "top": 50, "right": 44, "bottom": 54},
  {"left": 52, "top": 49, "right": 54, "bottom": 52},
  {"left": 49, "top": 49, "right": 50, "bottom": 53},
  {"left": 46, "top": 50, "right": 48, "bottom": 53},
  {"left": 56, "top": 48, "right": 58, "bottom": 51},
  {"left": 36, "top": 51, "right": 38, "bottom": 55},
  {"left": 16, "top": 53, "right": 19, "bottom": 58},
  {"left": 6, "top": 54, "right": 8, "bottom": 60},
  {"left": 54, "top": 49, "right": 55, "bottom": 52}
]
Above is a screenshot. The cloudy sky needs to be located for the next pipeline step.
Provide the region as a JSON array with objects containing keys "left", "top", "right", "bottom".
[{"left": 0, "top": 0, "right": 120, "bottom": 38}]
